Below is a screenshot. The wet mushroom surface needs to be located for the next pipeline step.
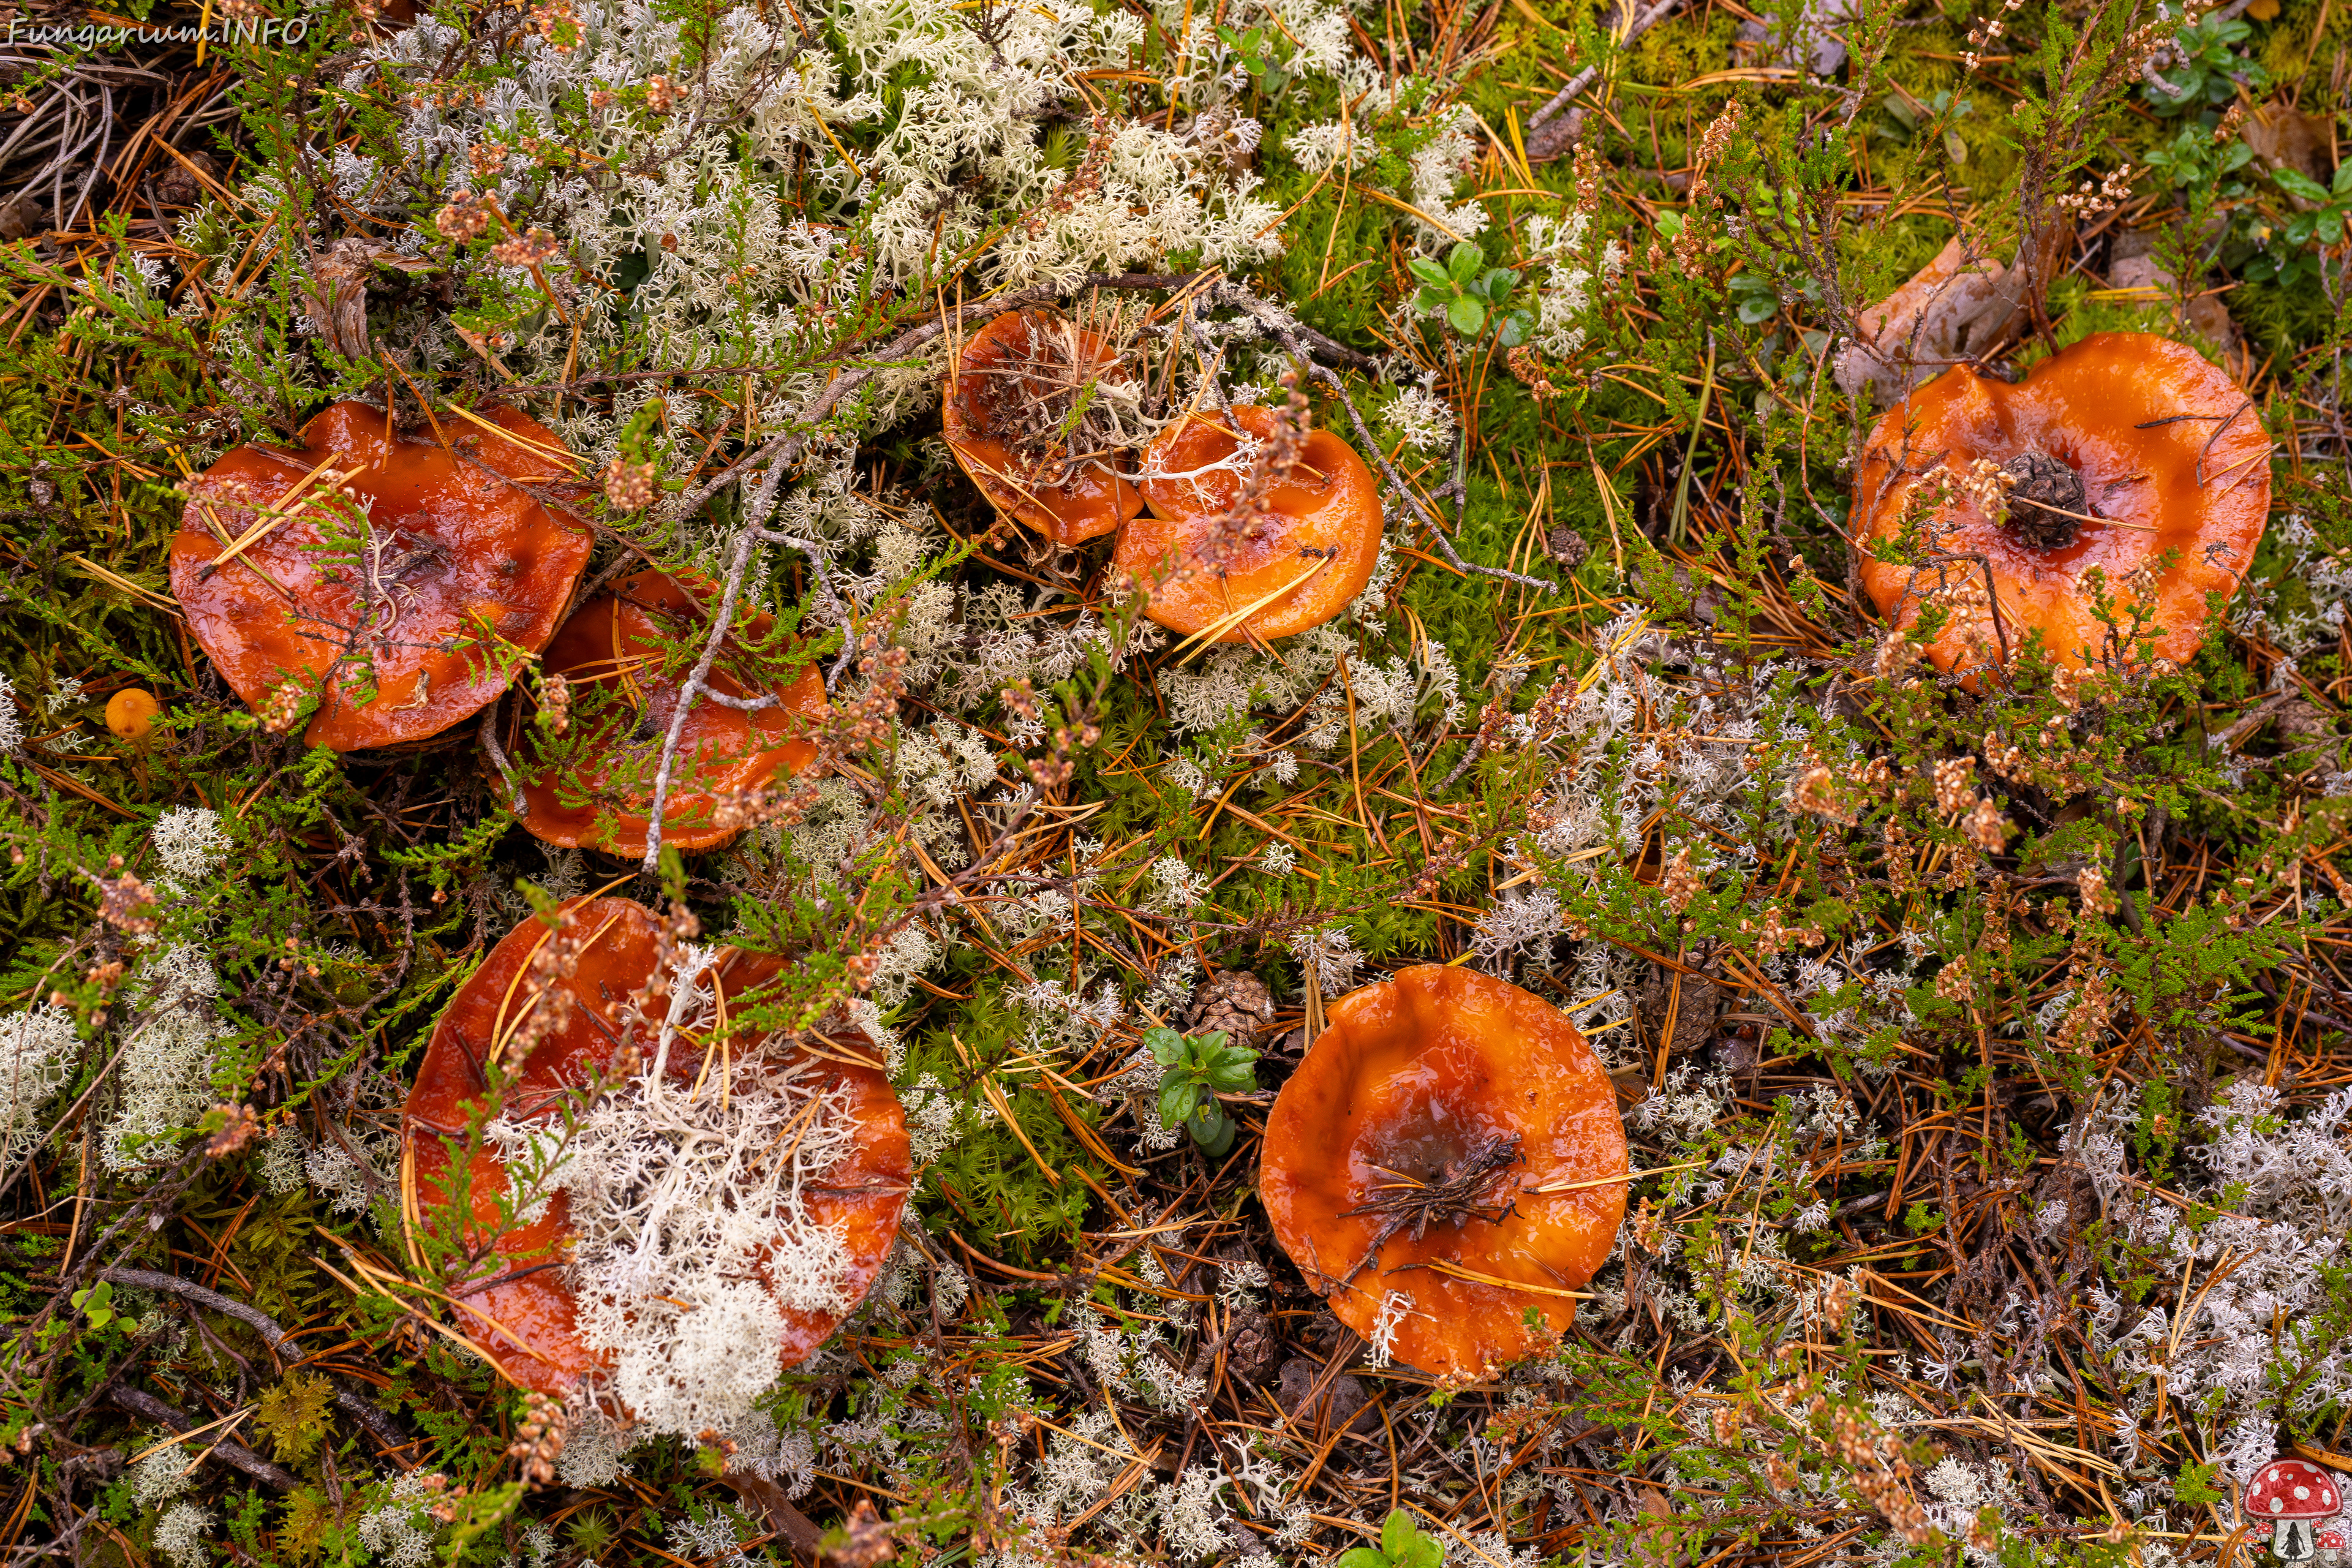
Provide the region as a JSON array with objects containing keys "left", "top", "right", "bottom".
[
  {"left": 1261, "top": 965, "right": 1628, "bottom": 1381},
  {"left": 1115, "top": 404, "right": 1384, "bottom": 643},
  {"left": 941, "top": 307, "right": 1147, "bottom": 546},
  {"left": 169, "top": 401, "right": 592, "bottom": 751},
  {"left": 400, "top": 897, "right": 911, "bottom": 1406},
  {"left": 1853, "top": 331, "right": 2269, "bottom": 680},
  {"left": 516, "top": 571, "right": 828, "bottom": 858}
]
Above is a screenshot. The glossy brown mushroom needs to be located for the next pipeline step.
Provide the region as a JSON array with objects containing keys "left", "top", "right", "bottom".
[
  {"left": 1114, "top": 405, "right": 1384, "bottom": 643},
  {"left": 169, "top": 401, "right": 592, "bottom": 750},
  {"left": 1261, "top": 965, "right": 1627, "bottom": 1381},
  {"left": 517, "top": 572, "right": 827, "bottom": 857},
  {"left": 1855, "top": 332, "right": 2269, "bottom": 681},
  {"left": 941, "top": 308, "right": 1145, "bottom": 546},
  {"left": 400, "top": 897, "right": 911, "bottom": 1397}
]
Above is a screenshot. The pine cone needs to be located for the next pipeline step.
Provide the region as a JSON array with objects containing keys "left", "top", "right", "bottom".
[
  {"left": 1188, "top": 969, "right": 1274, "bottom": 1043},
  {"left": 1224, "top": 1316, "right": 1280, "bottom": 1388}
]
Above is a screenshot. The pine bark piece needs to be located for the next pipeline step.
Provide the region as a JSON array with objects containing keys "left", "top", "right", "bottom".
[{"left": 1833, "top": 237, "right": 2031, "bottom": 409}]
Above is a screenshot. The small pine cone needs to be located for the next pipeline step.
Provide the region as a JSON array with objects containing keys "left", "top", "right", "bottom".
[
  {"left": 1187, "top": 969, "right": 1275, "bottom": 1044},
  {"left": 1224, "top": 1319, "right": 1279, "bottom": 1388}
]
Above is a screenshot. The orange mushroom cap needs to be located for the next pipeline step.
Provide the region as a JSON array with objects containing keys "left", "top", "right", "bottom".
[
  {"left": 170, "top": 401, "right": 592, "bottom": 751},
  {"left": 518, "top": 571, "right": 827, "bottom": 857},
  {"left": 1855, "top": 333, "right": 2268, "bottom": 682},
  {"left": 400, "top": 897, "right": 911, "bottom": 1398},
  {"left": 1261, "top": 965, "right": 1627, "bottom": 1381},
  {"left": 1114, "top": 405, "right": 1384, "bottom": 643},
  {"left": 942, "top": 309, "right": 1145, "bottom": 546},
  {"left": 105, "top": 688, "right": 161, "bottom": 744}
]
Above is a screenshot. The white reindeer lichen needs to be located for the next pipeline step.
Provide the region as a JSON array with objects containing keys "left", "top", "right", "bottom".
[{"left": 503, "top": 948, "right": 869, "bottom": 1442}]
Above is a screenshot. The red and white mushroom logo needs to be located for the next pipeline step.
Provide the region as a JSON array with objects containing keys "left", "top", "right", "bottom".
[{"left": 2245, "top": 1460, "right": 2341, "bottom": 1561}]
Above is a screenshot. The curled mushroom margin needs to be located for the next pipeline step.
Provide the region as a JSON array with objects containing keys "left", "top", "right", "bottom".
[
  {"left": 1114, "top": 404, "right": 1385, "bottom": 644},
  {"left": 516, "top": 571, "right": 829, "bottom": 859},
  {"left": 942, "top": 307, "right": 1147, "bottom": 547}
]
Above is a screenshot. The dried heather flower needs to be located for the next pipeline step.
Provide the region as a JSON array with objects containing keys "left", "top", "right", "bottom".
[
  {"left": 255, "top": 681, "right": 305, "bottom": 734},
  {"left": 205, "top": 1102, "right": 262, "bottom": 1156},
  {"left": 1743, "top": 905, "right": 1823, "bottom": 958},
  {"left": 1964, "top": 797, "right": 2007, "bottom": 851},
  {"left": 433, "top": 190, "right": 499, "bottom": 243},
  {"left": 601, "top": 456, "right": 657, "bottom": 511},
  {"left": 1931, "top": 756, "right": 1977, "bottom": 815},
  {"left": 1507, "top": 344, "right": 1559, "bottom": 399},
  {"left": 508, "top": 1390, "right": 566, "bottom": 1487},
  {"left": 97, "top": 871, "right": 159, "bottom": 934},
  {"left": 1659, "top": 845, "right": 1702, "bottom": 913},
  {"left": 1792, "top": 766, "right": 1858, "bottom": 826},
  {"left": 535, "top": 673, "right": 570, "bottom": 736},
  {"left": 1872, "top": 633, "right": 1919, "bottom": 679},
  {"left": 644, "top": 74, "right": 679, "bottom": 113},
  {"left": 490, "top": 227, "right": 561, "bottom": 268}
]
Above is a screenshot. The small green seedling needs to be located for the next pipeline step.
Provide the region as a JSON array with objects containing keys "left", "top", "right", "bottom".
[
  {"left": 1409, "top": 243, "right": 1531, "bottom": 345},
  {"left": 69, "top": 1280, "right": 114, "bottom": 1330},
  {"left": 2142, "top": 11, "right": 2267, "bottom": 113},
  {"left": 1215, "top": 24, "right": 1288, "bottom": 92},
  {"left": 1338, "top": 1509, "right": 1444, "bottom": 1568},
  {"left": 2247, "top": 162, "right": 2352, "bottom": 290},
  {"left": 1145, "top": 1025, "right": 1256, "bottom": 1156}
]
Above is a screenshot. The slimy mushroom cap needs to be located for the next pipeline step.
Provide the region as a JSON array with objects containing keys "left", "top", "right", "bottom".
[
  {"left": 517, "top": 571, "right": 827, "bottom": 857},
  {"left": 942, "top": 308, "right": 1145, "bottom": 546},
  {"left": 1114, "top": 405, "right": 1384, "bottom": 643},
  {"left": 170, "top": 401, "right": 592, "bottom": 751},
  {"left": 401, "top": 897, "right": 911, "bottom": 1398},
  {"left": 1261, "top": 965, "right": 1628, "bottom": 1380},
  {"left": 1855, "top": 333, "right": 2268, "bottom": 682}
]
